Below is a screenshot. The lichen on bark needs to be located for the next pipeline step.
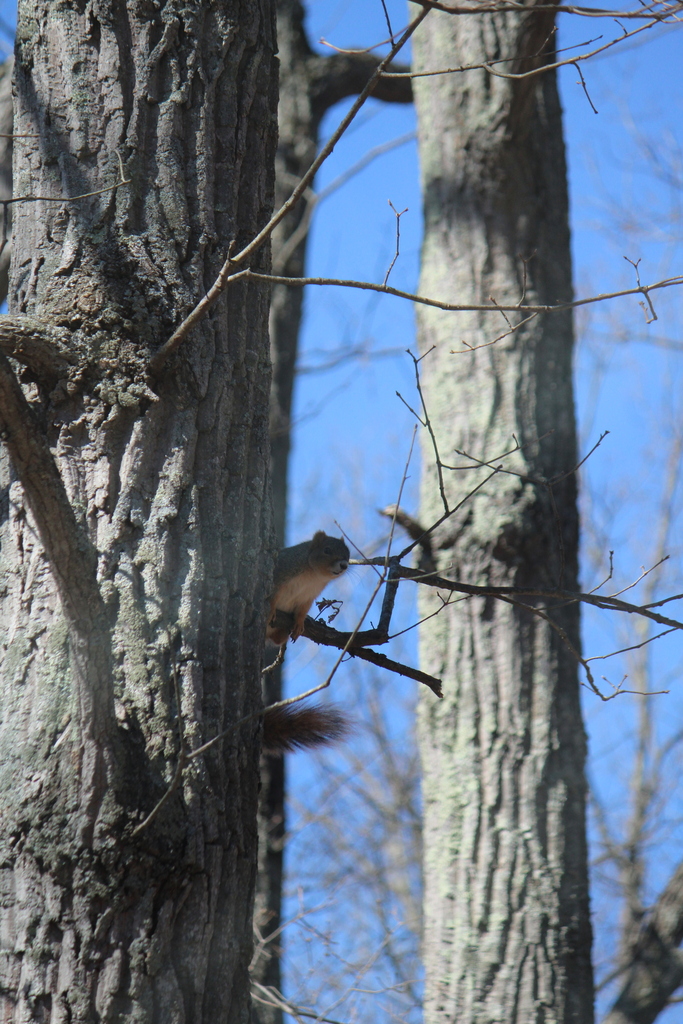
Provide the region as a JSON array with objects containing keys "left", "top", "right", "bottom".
[
  {"left": 0, "top": 2, "right": 278, "bottom": 1020},
  {"left": 413, "top": 8, "right": 594, "bottom": 1023}
]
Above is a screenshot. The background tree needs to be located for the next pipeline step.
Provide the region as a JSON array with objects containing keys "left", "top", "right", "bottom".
[
  {"left": 412, "top": 6, "right": 592, "bottom": 1021},
  {"left": 254, "top": 5, "right": 411, "bottom": 1021},
  {"left": 581, "top": 133, "right": 683, "bottom": 1023},
  {"left": 0, "top": 2, "right": 276, "bottom": 1019}
]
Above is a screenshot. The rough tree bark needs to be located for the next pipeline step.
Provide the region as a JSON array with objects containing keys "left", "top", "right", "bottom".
[
  {"left": 254, "top": 6, "right": 411, "bottom": 1021},
  {"left": 0, "top": 2, "right": 277, "bottom": 1021},
  {"left": 412, "top": 6, "right": 593, "bottom": 1023}
]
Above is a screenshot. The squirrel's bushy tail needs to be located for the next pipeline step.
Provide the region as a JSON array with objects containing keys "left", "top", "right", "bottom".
[{"left": 262, "top": 703, "right": 349, "bottom": 753}]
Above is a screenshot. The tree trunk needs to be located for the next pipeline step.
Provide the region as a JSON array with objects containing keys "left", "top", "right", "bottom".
[
  {"left": 413, "top": 8, "right": 593, "bottom": 1023},
  {"left": 253, "top": 6, "right": 411, "bottom": 1020},
  {"left": 0, "top": 2, "right": 277, "bottom": 1020}
]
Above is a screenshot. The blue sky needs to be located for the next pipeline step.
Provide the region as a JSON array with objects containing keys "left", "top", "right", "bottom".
[{"left": 285, "top": 4, "right": 683, "bottom": 1020}]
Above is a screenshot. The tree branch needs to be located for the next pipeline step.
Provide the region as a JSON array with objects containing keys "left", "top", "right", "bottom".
[
  {"left": 305, "top": 615, "right": 443, "bottom": 696},
  {"left": 408, "top": 0, "right": 683, "bottom": 19},
  {"left": 0, "top": 314, "right": 75, "bottom": 386},
  {"left": 268, "top": 610, "right": 443, "bottom": 697},
  {"left": 356, "top": 560, "right": 683, "bottom": 634},
  {"left": 310, "top": 53, "right": 412, "bottom": 116},
  {"left": 239, "top": 269, "right": 683, "bottom": 317},
  {"left": 382, "top": 14, "right": 666, "bottom": 85},
  {"left": 0, "top": 351, "right": 103, "bottom": 625},
  {"left": 604, "top": 862, "right": 683, "bottom": 1024}
]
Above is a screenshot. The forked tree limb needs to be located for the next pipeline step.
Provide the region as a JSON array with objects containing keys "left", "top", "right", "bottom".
[
  {"left": 309, "top": 52, "right": 412, "bottom": 115},
  {"left": 0, "top": 350, "right": 103, "bottom": 625},
  {"left": 0, "top": 314, "right": 74, "bottom": 386},
  {"left": 268, "top": 610, "right": 444, "bottom": 697},
  {"left": 357, "top": 559, "right": 683, "bottom": 633}
]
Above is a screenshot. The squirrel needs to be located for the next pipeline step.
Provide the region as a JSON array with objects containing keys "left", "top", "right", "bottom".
[
  {"left": 262, "top": 702, "right": 349, "bottom": 753},
  {"left": 262, "top": 531, "right": 351, "bottom": 754},
  {"left": 266, "top": 530, "right": 350, "bottom": 645}
]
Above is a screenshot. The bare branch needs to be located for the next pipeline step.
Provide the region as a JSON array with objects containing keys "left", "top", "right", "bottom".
[
  {"left": 383, "top": 201, "right": 409, "bottom": 287},
  {"left": 6, "top": 149, "right": 130, "bottom": 205},
  {"left": 310, "top": 53, "right": 413, "bottom": 113},
  {"left": 273, "top": 131, "right": 415, "bottom": 275},
  {"left": 407, "top": 348, "right": 449, "bottom": 513},
  {"left": 408, "top": 0, "right": 683, "bottom": 20},
  {"left": 251, "top": 983, "right": 350, "bottom": 1024},
  {"left": 237, "top": 269, "right": 683, "bottom": 317},
  {"left": 455, "top": 311, "right": 539, "bottom": 352},
  {"left": 585, "top": 627, "right": 676, "bottom": 663},
  {"left": 379, "top": 504, "right": 437, "bottom": 573},
  {"left": 301, "top": 615, "right": 443, "bottom": 698},
  {"left": 358, "top": 560, "right": 683, "bottom": 634},
  {"left": 383, "top": 13, "right": 664, "bottom": 86}
]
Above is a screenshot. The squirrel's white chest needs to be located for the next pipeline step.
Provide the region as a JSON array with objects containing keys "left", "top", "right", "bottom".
[{"left": 274, "top": 568, "right": 331, "bottom": 613}]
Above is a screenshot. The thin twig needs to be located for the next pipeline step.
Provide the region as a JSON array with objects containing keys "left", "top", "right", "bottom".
[
  {"left": 585, "top": 627, "right": 677, "bottom": 663},
  {"left": 383, "top": 201, "right": 408, "bottom": 286},
  {"left": 5, "top": 150, "right": 129, "bottom": 205},
  {"left": 408, "top": 349, "right": 449, "bottom": 514},
  {"left": 236, "top": 268, "right": 683, "bottom": 317},
  {"left": 455, "top": 311, "right": 539, "bottom": 352},
  {"left": 273, "top": 132, "right": 415, "bottom": 274},
  {"left": 262, "top": 642, "right": 287, "bottom": 675},
  {"left": 407, "top": 0, "right": 683, "bottom": 19},
  {"left": 397, "top": 469, "right": 501, "bottom": 559}
]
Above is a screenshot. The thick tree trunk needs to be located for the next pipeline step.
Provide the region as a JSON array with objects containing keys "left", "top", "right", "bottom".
[
  {"left": 413, "top": 8, "right": 593, "bottom": 1023},
  {"left": 0, "top": 2, "right": 277, "bottom": 1021}
]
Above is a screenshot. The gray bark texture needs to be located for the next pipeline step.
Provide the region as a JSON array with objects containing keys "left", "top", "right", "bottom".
[
  {"left": 412, "top": 7, "right": 593, "bottom": 1024},
  {"left": 0, "top": 2, "right": 277, "bottom": 1022}
]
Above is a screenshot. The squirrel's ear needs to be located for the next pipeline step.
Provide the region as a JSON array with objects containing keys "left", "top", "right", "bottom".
[{"left": 311, "top": 530, "right": 326, "bottom": 544}]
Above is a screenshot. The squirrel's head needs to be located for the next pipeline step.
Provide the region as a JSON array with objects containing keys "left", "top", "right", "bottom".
[{"left": 309, "top": 531, "right": 350, "bottom": 578}]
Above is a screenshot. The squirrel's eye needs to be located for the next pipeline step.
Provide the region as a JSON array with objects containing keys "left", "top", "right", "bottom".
[{"left": 324, "top": 546, "right": 332, "bottom": 555}]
